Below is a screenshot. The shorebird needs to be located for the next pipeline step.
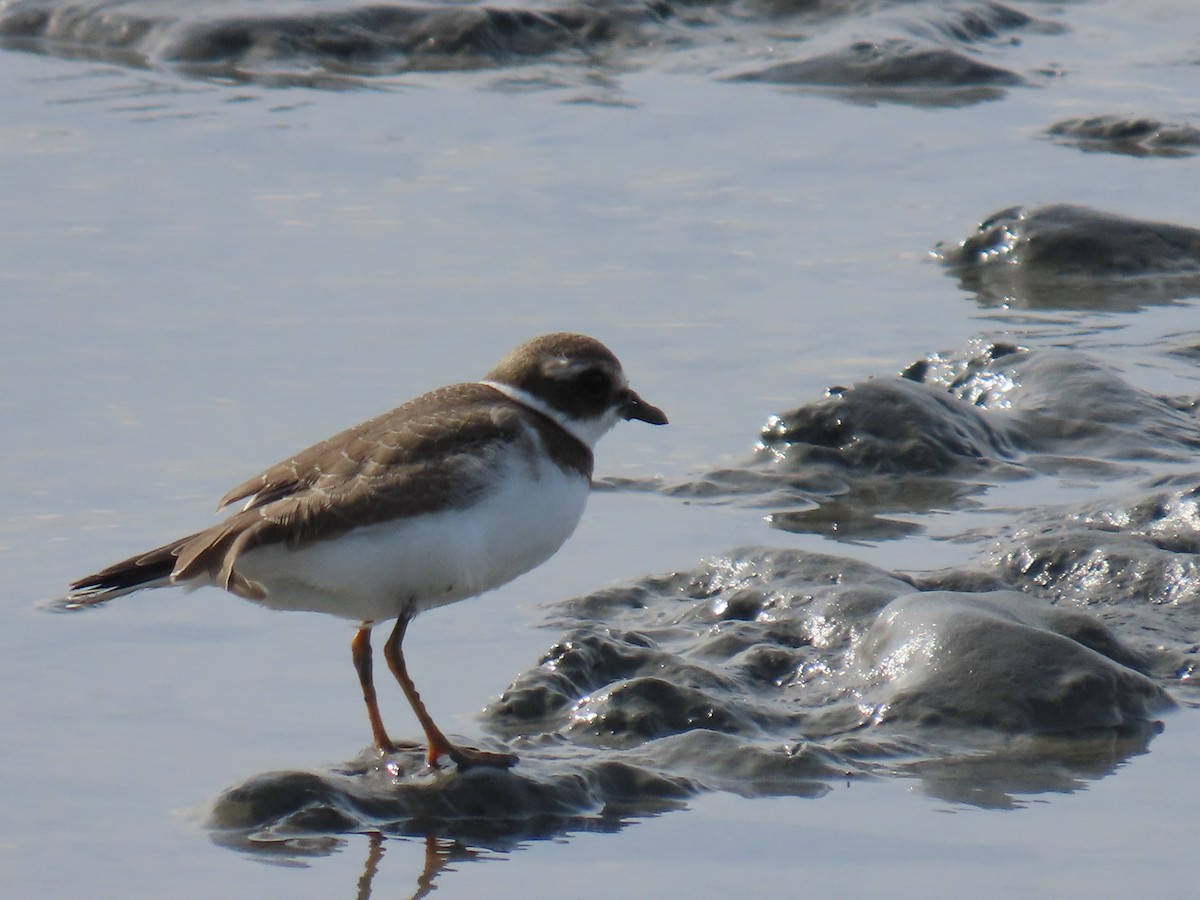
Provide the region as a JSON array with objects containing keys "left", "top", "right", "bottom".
[{"left": 62, "top": 333, "right": 667, "bottom": 769}]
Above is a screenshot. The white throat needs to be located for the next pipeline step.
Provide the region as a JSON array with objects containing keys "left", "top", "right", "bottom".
[{"left": 481, "top": 380, "right": 617, "bottom": 449}]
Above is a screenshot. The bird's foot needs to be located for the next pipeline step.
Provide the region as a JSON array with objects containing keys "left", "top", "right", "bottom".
[
  {"left": 375, "top": 735, "right": 516, "bottom": 770},
  {"left": 438, "top": 742, "right": 518, "bottom": 771},
  {"left": 374, "top": 737, "right": 423, "bottom": 757}
]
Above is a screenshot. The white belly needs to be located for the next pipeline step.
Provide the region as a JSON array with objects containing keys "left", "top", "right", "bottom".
[{"left": 233, "top": 460, "right": 590, "bottom": 623}]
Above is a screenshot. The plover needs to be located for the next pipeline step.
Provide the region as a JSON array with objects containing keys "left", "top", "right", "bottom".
[{"left": 62, "top": 333, "right": 667, "bottom": 769}]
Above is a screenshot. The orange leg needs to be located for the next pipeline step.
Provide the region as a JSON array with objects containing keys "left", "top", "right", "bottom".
[
  {"left": 382, "top": 615, "right": 517, "bottom": 770},
  {"left": 351, "top": 625, "right": 398, "bottom": 754}
]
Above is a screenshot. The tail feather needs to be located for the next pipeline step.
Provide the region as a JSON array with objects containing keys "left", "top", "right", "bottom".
[{"left": 58, "top": 533, "right": 201, "bottom": 609}]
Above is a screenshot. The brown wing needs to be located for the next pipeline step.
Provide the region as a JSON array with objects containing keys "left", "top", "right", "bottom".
[{"left": 170, "top": 383, "right": 533, "bottom": 597}]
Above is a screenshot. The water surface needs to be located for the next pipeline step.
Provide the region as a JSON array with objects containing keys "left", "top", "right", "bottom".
[{"left": 3, "top": 0, "right": 1200, "bottom": 896}]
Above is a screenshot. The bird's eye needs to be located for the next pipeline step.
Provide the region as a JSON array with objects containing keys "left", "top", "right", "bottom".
[{"left": 575, "top": 367, "right": 610, "bottom": 397}]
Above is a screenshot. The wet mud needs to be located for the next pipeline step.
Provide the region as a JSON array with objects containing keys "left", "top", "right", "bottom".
[
  {"left": 1045, "top": 116, "right": 1200, "bottom": 159},
  {"left": 210, "top": 523, "right": 1187, "bottom": 850},
  {"left": 648, "top": 338, "right": 1199, "bottom": 541},
  {"left": 934, "top": 205, "right": 1200, "bottom": 309},
  {"left": 2, "top": 0, "right": 1055, "bottom": 97}
]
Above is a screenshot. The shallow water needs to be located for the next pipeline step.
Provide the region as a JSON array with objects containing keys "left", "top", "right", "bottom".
[{"left": 3, "top": 0, "right": 1200, "bottom": 896}]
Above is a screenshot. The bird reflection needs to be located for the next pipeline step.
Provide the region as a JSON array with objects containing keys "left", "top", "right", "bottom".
[
  {"left": 354, "top": 832, "right": 482, "bottom": 900},
  {"left": 354, "top": 833, "right": 385, "bottom": 900}
]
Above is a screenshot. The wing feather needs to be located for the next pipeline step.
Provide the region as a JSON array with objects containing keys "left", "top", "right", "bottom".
[{"left": 171, "top": 384, "right": 528, "bottom": 590}]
